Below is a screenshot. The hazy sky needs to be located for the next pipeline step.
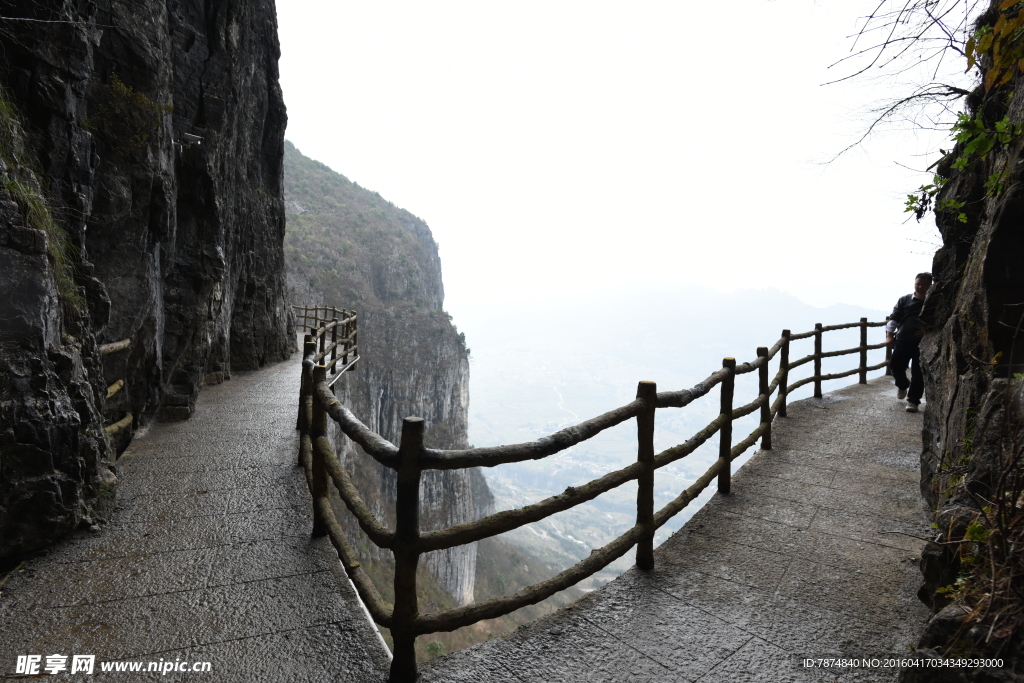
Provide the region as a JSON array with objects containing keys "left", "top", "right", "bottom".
[{"left": 276, "top": 1, "right": 965, "bottom": 317}]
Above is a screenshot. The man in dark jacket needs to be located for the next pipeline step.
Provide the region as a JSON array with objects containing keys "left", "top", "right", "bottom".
[{"left": 885, "top": 273, "right": 932, "bottom": 412}]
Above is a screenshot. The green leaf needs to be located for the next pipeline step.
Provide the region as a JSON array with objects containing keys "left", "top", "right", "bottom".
[{"left": 965, "top": 519, "right": 989, "bottom": 542}]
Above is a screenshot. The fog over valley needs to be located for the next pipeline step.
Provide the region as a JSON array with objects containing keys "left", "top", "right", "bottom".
[{"left": 460, "top": 286, "right": 888, "bottom": 584}]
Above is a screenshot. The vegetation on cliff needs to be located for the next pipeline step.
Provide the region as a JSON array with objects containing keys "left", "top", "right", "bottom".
[{"left": 0, "top": 87, "right": 80, "bottom": 313}]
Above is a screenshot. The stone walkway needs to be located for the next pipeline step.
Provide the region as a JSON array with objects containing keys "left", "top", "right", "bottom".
[
  {"left": 421, "top": 376, "right": 931, "bottom": 682},
  {"left": 0, "top": 351, "right": 392, "bottom": 682},
  {"left": 0, "top": 365, "right": 931, "bottom": 682}
]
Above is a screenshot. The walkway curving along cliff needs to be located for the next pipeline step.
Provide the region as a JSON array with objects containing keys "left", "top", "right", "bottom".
[
  {"left": 0, "top": 349, "right": 392, "bottom": 682},
  {"left": 420, "top": 376, "right": 930, "bottom": 682},
  {"left": 0, "top": 353, "right": 930, "bottom": 682}
]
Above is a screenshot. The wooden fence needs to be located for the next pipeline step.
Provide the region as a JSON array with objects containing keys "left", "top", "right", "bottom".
[
  {"left": 99, "top": 338, "right": 133, "bottom": 437},
  {"left": 295, "top": 310, "right": 892, "bottom": 682},
  {"left": 292, "top": 304, "right": 359, "bottom": 385}
]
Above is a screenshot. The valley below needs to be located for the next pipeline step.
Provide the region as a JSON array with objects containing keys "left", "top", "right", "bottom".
[{"left": 462, "top": 290, "right": 888, "bottom": 585}]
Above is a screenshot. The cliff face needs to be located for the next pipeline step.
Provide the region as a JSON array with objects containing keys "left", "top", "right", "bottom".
[
  {"left": 0, "top": 0, "right": 292, "bottom": 558},
  {"left": 912, "top": 3, "right": 1024, "bottom": 669},
  {"left": 284, "top": 142, "right": 492, "bottom": 606}
]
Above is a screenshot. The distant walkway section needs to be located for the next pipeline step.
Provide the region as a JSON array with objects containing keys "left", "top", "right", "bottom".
[
  {"left": 421, "top": 376, "right": 931, "bottom": 683},
  {"left": 0, "top": 352, "right": 391, "bottom": 682}
]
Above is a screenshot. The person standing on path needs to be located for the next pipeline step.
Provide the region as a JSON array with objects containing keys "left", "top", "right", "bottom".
[{"left": 885, "top": 273, "right": 932, "bottom": 413}]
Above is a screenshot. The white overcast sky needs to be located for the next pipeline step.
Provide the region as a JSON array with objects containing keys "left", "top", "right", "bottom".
[{"left": 276, "top": 1, "right": 965, "bottom": 317}]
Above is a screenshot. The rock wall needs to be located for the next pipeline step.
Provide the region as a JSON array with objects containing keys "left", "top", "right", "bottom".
[
  {"left": 909, "top": 2, "right": 1024, "bottom": 672},
  {"left": 284, "top": 142, "right": 492, "bottom": 606},
  {"left": 331, "top": 308, "right": 491, "bottom": 606},
  {"left": 0, "top": 0, "right": 292, "bottom": 558},
  {"left": 328, "top": 313, "right": 492, "bottom": 606}
]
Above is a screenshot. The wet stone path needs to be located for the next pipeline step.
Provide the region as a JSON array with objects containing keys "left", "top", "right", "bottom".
[
  {"left": 0, "top": 362, "right": 930, "bottom": 682},
  {"left": 0, "top": 351, "right": 392, "bottom": 682}
]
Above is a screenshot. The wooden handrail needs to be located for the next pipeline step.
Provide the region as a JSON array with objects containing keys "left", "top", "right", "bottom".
[
  {"left": 418, "top": 461, "right": 642, "bottom": 553},
  {"left": 655, "top": 367, "right": 729, "bottom": 408},
  {"left": 418, "top": 400, "right": 644, "bottom": 470},
  {"left": 98, "top": 338, "right": 131, "bottom": 355},
  {"left": 298, "top": 380, "right": 393, "bottom": 626},
  {"left": 314, "top": 431, "right": 395, "bottom": 548},
  {"left": 294, "top": 307, "right": 892, "bottom": 682}
]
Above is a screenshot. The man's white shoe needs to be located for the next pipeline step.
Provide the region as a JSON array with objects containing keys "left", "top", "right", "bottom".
[
  {"left": 897, "top": 388, "right": 907, "bottom": 400},
  {"left": 906, "top": 404, "right": 919, "bottom": 413}
]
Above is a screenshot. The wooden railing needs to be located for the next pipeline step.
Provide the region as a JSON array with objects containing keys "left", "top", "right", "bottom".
[
  {"left": 100, "top": 338, "right": 133, "bottom": 437},
  {"left": 296, "top": 313, "right": 891, "bottom": 682},
  {"left": 291, "top": 304, "right": 359, "bottom": 385}
]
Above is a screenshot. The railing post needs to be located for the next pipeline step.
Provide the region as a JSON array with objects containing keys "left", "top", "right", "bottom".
[
  {"left": 391, "top": 417, "right": 424, "bottom": 683},
  {"left": 859, "top": 317, "right": 868, "bottom": 384},
  {"left": 635, "top": 381, "right": 656, "bottom": 571},
  {"left": 884, "top": 316, "right": 892, "bottom": 376},
  {"left": 330, "top": 317, "right": 338, "bottom": 375},
  {"left": 297, "top": 335, "right": 315, "bottom": 432},
  {"left": 813, "top": 323, "right": 823, "bottom": 399},
  {"left": 779, "top": 330, "right": 790, "bottom": 418},
  {"left": 341, "top": 313, "right": 350, "bottom": 368},
  {"left": 351, "top": 312, "right": 358, "bottom": 372},
  {"left": 757, "top": 347, "right": 771, "bottom": 450},
  {"left": 318, "top": 319, "right": 326, "bottom": 359},
  {"left": 310, "top": 366, "right": 330, "bottom": 537},
  {"left": 718, "top": 357, "right": 735, "bottom": 495}
]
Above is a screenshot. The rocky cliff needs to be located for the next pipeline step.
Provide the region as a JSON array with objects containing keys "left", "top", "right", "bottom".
[
  {"left": 283, "top": 141, "right": 492, "bottom": 606},
  {"left": 0, "top": 0, "right": 292, "bottom": 559},
  {"left": 910, "top": 1, "right": 1024, "bottom": 673}
]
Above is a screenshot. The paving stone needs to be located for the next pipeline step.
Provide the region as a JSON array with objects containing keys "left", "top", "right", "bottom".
[
  {"left": 118, "top": 489, "right": 232, "bottom": 524},
  {"left": 1, "top": 546, "right": 219, "bottom": 609},
  {"left": 701, "top": 487, "right": 819, "bottom": 528},
  {"left": 657, "top": 530, "right": 792, "bottom": 589},
  {"left": 206, "top": 537, "right": 336, "bottom": 587},
  {"left": 694, "top": 636, "right": 827, "bottom": 683},
  {"left": 772, "top": 557, "right": 904, "bottom": 626},
  {"left": 805, "top": 505, "right": 929, "bottom": 554},
  {"left": 730, "top": 475, "right": 921, "bottom": 521},
  {"left": 659, "top": 566, "right": 860, "bottom": 655},
  {"left": 118, "top": 464, "right": 300, "bottom": 500},
  {"left": 226, "top": 480, "right": 310, "bottom": 515},
  {"left": 737, "top": 452, "right": 838, "bottom": 488},
  {"left": 53, "top": 515, "right": 231, "bottom": 561},
  {"left": 153, "top": 622, "right": 391, "bottom": 683},
  {"left": 577, "top": 574, "right": 753, "bottom": 680},
  {"left": 446, "top": 613, "right": 676, "bottom": 682},
  {"left": 685, "top": 511, "right": 911, "bottom": 579}
]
